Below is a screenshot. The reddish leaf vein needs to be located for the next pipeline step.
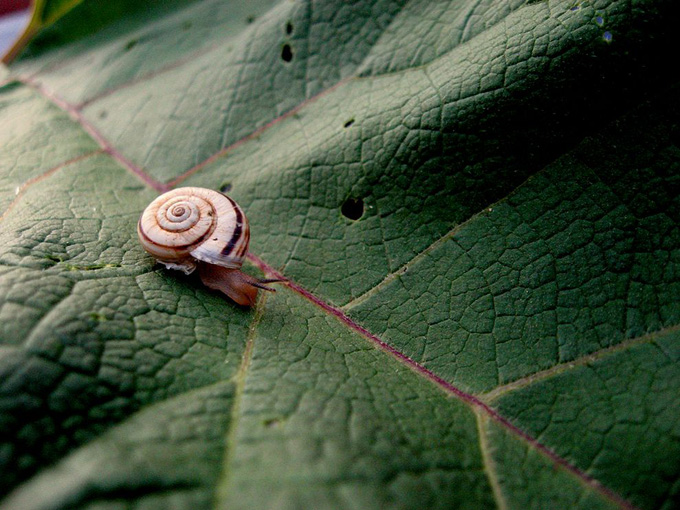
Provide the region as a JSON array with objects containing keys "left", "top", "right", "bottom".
[
  {"left": 19, "top": 77, "right": 168, "bottom": 193},
  {"left": 167, "top": 77, "right": 353, "bottom": 188},
  {"left": 247, "top": 252, "right": 640, "bottom": 510}
]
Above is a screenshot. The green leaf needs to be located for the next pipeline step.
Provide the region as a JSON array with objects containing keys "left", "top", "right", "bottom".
[{"left": 1, "top": 1, "right": 678, "bottom": 509}]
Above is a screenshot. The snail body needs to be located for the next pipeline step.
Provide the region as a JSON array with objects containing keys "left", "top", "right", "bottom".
[{"left": 138, "top": 187, "right": 278, "bottom": 306}]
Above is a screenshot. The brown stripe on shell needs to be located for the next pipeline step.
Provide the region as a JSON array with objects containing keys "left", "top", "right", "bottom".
[
  {"left": 236, "top": 227, "right": 250, "bottom": 257},
  {"left": 221, "top": 196, "right": 244, "bottom": 257}
]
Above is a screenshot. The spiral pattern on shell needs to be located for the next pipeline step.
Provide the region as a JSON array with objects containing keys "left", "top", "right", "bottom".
[
  {"left": 157, "top": 196, "right": 204, "bottom": 231},
  {"left": 138, "top": 187, "right": 249, "bottom": 271}
]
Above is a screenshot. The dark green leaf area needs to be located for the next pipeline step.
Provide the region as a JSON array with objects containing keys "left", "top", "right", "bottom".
[
  {"left": 185, "top": 0, "right": 676, "bottom": 306},
  {"left": 0, "top": 83, "right": 97, "bottom": 214},
  {"left": 0, "top": 154, "right": 152, "bottom": 272},
  {"left": 22, "top": 0, "right": 243, "bottom": 63},
  {"left": 0, "top": 159, "right": 252, "bottom": 493},
  {"left": 18, "top": 0, "right": 420, "bottom": 180},
  {"left": 222, "top": 290, "right": 494, "bottom": 510},
  {"left": 0, "top": 272, "right": 250, "bottom": 495},
  {"left": 15, "top": 0, "right": 278, "bottom": 110},
  {"left": 18, "top": 0, "right": 674, "bottom": 185},
  {"left": 348, "top": 86, "right": 680, "bottom": 393},
  {"left": 484, "top": 417, "right": 618, "bottom": 510},
  {"left": 0, "top": 267, "right": 73, "bottom": 346},
  {"left": 2, "top": 382, "right": 235, "bottom": 510},
  {"left": 493, "top": 329, "right": 680, "bottom": 510}
]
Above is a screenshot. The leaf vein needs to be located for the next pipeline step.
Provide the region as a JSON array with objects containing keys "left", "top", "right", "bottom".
[{"left": 247, "top": 251, "right": 640, "bottom": 510}]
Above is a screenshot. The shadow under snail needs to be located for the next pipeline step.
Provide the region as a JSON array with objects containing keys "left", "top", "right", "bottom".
[{"left": 137, "top": 187, "right": 282, "bottom": 306}]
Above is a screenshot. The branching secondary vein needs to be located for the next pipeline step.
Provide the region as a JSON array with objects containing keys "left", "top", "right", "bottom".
[{"left": 246, "top": 251, "right": 640, "bottom": 510}]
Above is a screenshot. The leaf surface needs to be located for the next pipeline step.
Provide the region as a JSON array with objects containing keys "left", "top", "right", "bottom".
[{"left": 1, "top": 1, "right": 678, "bottom": 509}]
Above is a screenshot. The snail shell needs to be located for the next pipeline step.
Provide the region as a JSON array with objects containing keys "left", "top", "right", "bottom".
[{"left": 138, "top": 187, "right": 276, "bottom": 306}]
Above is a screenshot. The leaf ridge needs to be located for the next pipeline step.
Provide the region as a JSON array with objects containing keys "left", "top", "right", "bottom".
[{"left": 246, "top": 252, "right": 639, "bottom": 510}]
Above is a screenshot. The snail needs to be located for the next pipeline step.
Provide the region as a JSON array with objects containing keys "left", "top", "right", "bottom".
[{"left": 137, "top": 187, "right": 281, "bottom": 306}]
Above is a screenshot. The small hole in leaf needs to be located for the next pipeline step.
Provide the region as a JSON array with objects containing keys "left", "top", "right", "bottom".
[
  {"left": 341, "top": 198, "right": 364, "bottom": 220},
  {"left": 286, "top": 21, "right": 293, "bottom": 34},
  {"left": 220, "top": 182, "right": 232, "bottom": 193},
  {"left": 125, "top": 39, "right": 138, "bottom": 51},
  {"left": 343, "top": 118, "right": 354, "bottom": 128},
  {"left": 281, "top": 44, "right": 293, "bottom": 62}
]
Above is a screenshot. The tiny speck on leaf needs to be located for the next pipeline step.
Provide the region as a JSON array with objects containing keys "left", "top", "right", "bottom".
[
  {"left": 220, "top": 182, "right": 232, "bottom": 193},
  {"left": 344, "top": 118, "right": 355, "bottom": 128},
  {"left": 264, "top": 418, "right": 282, "bottom": 428},
  {"left": 246, "top": 15, "right": 256, "bottom": 24},
  {"left": 99, "top": 110, "right": 107, "bottom": 119},
  {"left": 125, "top": 39, "right": 138, "bottom": 51},
  {"left": 286, "top": 22, "right": 293, "bottom": 35},
  {"left": 342, "top": 198, "right": 364, "bottom": 220}
]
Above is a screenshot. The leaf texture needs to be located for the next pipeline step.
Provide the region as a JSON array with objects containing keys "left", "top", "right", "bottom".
[{"left": 0, "top": 0, "right": 678, "bottom": 509}]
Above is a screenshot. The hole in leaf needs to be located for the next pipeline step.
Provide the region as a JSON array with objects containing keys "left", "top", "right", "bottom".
[
  {"left": 286, "top": 21, "right": 293, "bottom": 34},
  {"left": 343, "top": 118, "right": 354, "bottom": 128},
  {"left": 220, "top": 182, "right": 232, "bottom": 193},
  {"left": 281, "top": 44, "right": 293, "bottom": 62},
  {"left": 341, "top": 198, "right": 364, "bottom": 220}
]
